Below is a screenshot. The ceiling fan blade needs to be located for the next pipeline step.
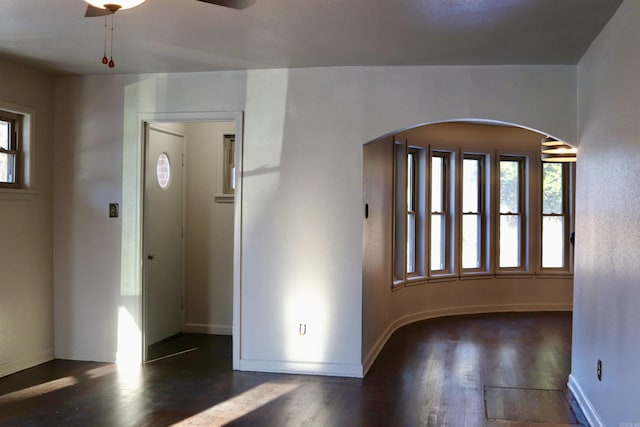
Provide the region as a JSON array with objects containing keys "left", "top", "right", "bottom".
[
  {"left": 84, "top": 5, "right": 108, "bottom": 17},
  {"left": 196, "top": 0, "right": 256, "bottom": 10}
]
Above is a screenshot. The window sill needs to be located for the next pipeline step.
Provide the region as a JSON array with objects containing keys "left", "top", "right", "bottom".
[
  {"left": 459, "top": 273, "right": 493, "bottom": 281},
  {"left": 495, "top": 272, "right": 535, "bottom": 279},
  {"left": 392, "top": 271, "right": 574, "bottom": 289},
  {"left": 0, "top": 188, "right": 37, "bottom": 201},
  {"left": 534, "top": 273, "right": 574, "bottom": 279},
  {"left": 406, "top": 276, "right": 428, "bottom": 287},
  {"left": 392, "top": 280, "right": 405, "bottom": 291},
  {"left": 428, "top": 275, "right": 458, "bottom": 283}
]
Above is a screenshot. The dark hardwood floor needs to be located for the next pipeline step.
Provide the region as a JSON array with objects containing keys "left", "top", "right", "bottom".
[{"left": 0, "top": 312, "right": 585, "bottom": 426}]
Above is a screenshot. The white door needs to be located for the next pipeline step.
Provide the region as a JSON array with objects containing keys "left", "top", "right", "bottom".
[{"left": 143, "top": 124, "right": 185, "bottom": 348}]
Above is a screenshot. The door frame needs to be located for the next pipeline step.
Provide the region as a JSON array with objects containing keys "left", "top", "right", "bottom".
[{"left": 136, "top": 111, "right": 244, "bottom": 368}]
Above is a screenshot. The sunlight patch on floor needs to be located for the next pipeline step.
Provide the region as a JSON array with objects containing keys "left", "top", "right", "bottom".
[
  {"left": 0, "top": 376, "right": 78, "bottom": 404},
  {"left": 171, "top": 381, "right": 298, "bottom": 426}
]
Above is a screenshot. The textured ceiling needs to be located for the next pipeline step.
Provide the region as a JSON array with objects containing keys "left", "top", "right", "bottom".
[{"left": 0, "top": 0, "right": 624, "bottom": 75}]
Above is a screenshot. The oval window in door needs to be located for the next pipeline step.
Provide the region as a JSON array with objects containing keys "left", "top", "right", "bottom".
[{"left": 156, "top": 152, "right": 171, "bottom": 189}]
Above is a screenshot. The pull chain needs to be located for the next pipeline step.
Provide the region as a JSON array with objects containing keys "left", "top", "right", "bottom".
[
  {"left": 101, "top": 10, "right": 108, "bottom": 64},
  {"left": 99, "top": 8, "right": 116, "bottom": 68},
  {"left": 108, "top": 12, "right": 115, "bottom": 68}
]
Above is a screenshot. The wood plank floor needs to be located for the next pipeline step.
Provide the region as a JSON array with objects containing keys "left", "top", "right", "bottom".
[{"left": 0, "top": 312, "right": 585, "bottom": 426}]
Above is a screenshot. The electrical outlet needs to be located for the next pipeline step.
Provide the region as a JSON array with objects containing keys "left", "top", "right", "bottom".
[
  {"left": 597, "top": 359, "right": 602, "bottom": 381},
  {"left": 109, "top": 203, "right": 119, "bottom": 218}
]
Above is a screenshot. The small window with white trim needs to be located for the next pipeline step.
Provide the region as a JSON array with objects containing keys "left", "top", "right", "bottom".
[
  {"left": 0, "top": 110, "right": 23, "bottom": 189},
  {"left": 223, "top": 134, "right": 235, "bottom": 195},
  {"left": 0, "top": 102, "right": 32, "bottom": 194}
]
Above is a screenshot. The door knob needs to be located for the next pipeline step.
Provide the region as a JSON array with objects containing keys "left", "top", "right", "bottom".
[{"left": 147, "top": 254, "right": 155, "bottom": 260}]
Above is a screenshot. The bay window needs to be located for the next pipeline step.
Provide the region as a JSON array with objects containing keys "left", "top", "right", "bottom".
[{"left": 390, "top": 134, "right": 573, "bottom": 288}]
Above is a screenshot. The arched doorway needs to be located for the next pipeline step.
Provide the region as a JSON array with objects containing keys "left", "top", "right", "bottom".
[{"left": 362, "top": 120, "right": 576, "bottom": 373}]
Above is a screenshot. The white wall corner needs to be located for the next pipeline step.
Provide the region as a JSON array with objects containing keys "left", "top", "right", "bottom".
[
  {"left": 568, "top": 374, "right": 604, "bottom": 427},
  {"left": 54, "top": 348, "right": 117, "bottom": 364}
]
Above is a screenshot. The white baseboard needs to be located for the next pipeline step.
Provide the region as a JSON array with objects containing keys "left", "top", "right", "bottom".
[
  {"left": 0, "top": 348, "right": 55, "bottom": 378},
  {"left": 363, "top": 303, "right": 572, "bottom": 375},
  {"left": 185, "top": 323, "right": 232, "bottom": 335},
  {"left": 238, "top": 358, "right": 363, "bottom": 378},
  {"left": 54, "top": 347, "right": 117, "bottom": 363},
  {"left": 568, "top": 374, "right": 604, "bottom": 427}
]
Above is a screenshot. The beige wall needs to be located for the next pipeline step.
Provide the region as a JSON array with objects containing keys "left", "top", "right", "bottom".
[
  {"left": 184, "top": 121, "right": 235, "bottom": 334},
  {"left": 0, "top": 60, "right": 55, "bottom": 377}
]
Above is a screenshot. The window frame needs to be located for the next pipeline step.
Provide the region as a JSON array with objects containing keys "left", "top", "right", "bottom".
[
  {"left": 393, "top": 141, "right": 428, "bottom": 288},
  {"left": 222, "top": 134, "right": 235, "bottom": 195},
  {"left": 496, "top": 153, "right": 530, "bottom": 274},
  {"left": 0, "top": 101, "right": 33, "bottom": 198},
  {"left": 0, "top": 110, "right": 23, "bottom": 189},
  {"left": 460, "top": 153, "right": 489, "bottom": 275},
  {"left": 429, "top": 149, "right": 455, "bottom": 278},
  {"left": 406, "top": 148, "right": 418, "bottom": 276},
  {"left": 538, "top": 161, "right": 575, "bottom": 275},
  {"left": 392, "top": 140, "right": 407, "bottom": 287}
]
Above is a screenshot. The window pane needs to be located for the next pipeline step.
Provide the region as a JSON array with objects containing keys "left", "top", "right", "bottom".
[
  {"left": 462, "top": 214, "right": 480, "bottom": 269},
  {"left": 499, "top": 215, "right": 520, "bottom": 267},
  {"left": 223, "top": 135, "right": 235, "bottom": 194},
  {"left": 500, "top": 160, "right": 519, "bottom": 213},
  {"left": 431, "top": 214, "right": 445, "bottom": 270},
  {"left": 156, "top": 152, "right": 171, "bottom": 189},
  {"left": 407, "top": 213, "right": 416, "bottom": 273},
  {"left": 431, "top": 156, "right": 443, "bottom": 212},
  {"left": 0, "top": 121, "right": 9, "bottom": 150},
  {"left": 393, "top": 143, "right": 407, "bottom": 281},
  {"left": 0, "top": 152, "right": 16, "bottom": 183},
  {"left": 542, "top": 216, "right": 565, "bottom": 268},
  {"left": 463, "top": 158, "right": 479, "bottom": 212},
  {"left": 407, "top": 153, "right": 414, "bottom": 211},
  {"left": 543, "top": 163, "right": 563, "bottom": 214}
]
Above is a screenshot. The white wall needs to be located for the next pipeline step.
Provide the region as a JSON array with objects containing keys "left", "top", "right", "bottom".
[
  {"left": 0, "top": 60, "right": 54, "bottom": 377},
  {"left": 53, "top": 65, "right": 576, "bottom": 376},
  {"left": 184, "top": 121, "right": 235, "bottom": 335},
  {"left": 570, "top": 1, "right": 640, "bottom": 425}
]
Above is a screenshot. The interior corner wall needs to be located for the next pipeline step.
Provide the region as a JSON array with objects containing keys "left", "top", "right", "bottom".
[
  {"left": 184, "top": 121, "right": 235, "bottom": 335},
  {"left": 571, "top": 1, "right": 640, "bottom": 425},
  {"left": 0, "top": 60, "right": 55, "bottom": 377},
  {"left": 53, "top": 65, "right": 576, "bottom": 377}
]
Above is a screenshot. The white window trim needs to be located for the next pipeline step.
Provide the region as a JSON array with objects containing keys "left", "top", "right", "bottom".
[
  {"left": 0, "top": 100, "right": 35, "bottom": 200},
  {"left": 536, "top": 161, "right": 575, "bottom": 275},
  {"left": 459, "top": 152, "right": 490, "bottom": 275},
  {"left": 496, "top": 152, "right": 531, "bottom": 275}
]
